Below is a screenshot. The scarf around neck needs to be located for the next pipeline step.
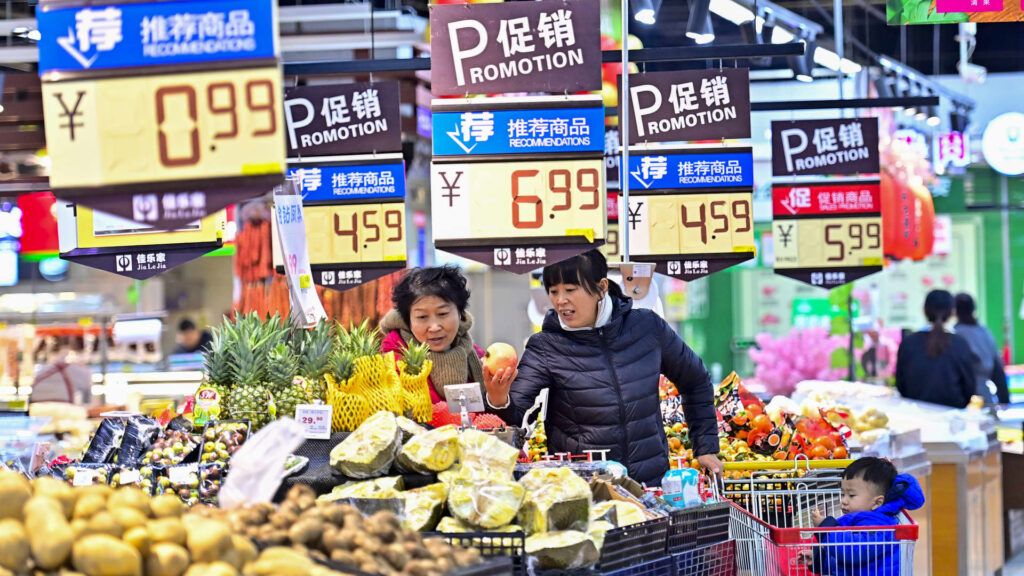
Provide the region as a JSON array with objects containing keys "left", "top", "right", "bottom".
[
  {"left": 558, "top": 291, "right": 614, "bottom": 332},
  {"left": 380, "top": 309, "right": 485, "bottom": 397}
]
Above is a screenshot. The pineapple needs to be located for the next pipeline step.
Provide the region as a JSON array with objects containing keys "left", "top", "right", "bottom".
[
  {"left": 327, "top": 349, "right": 370, "bottom": 431},
  {"left": 296, "top": 319, "right": 334, "bottom": 402},
  {"left": 225, "top": 312, "right": 280, "bottom": 431},
  {"left": 401, "top": 341, "right": 430, "bottom": 376},
  {"left": 199, "top": 327, "right": 234, "bottom": 417},
  {"left": 268, "top": 343, "right": 304, "bottom": 419},
  {"left": 341, "top": 319, "right": 382, "bottom": 359},
  {"left": 330, "top": 348, "right": 355, "bottom": 385}
]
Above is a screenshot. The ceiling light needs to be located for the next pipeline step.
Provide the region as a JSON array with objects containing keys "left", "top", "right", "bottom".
[
  {"left": 788, "top": 33, "right": 816, "bottom": 82},
  {"left": 687, "top": 0, "right": 715, "bottom": 43},
  {"left": 634, "top": 0, "right": 662, "bottom": 25},
  {"left": 709, "top": 0, "right": 754, "bottom": 25},
  {"left": 926, "top": 108, "right": 941, "bottom": 127}
]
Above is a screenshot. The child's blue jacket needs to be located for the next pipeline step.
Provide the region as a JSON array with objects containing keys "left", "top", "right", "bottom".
[{"left": 809, "top": 474, "right": 925, "bottom": 576}]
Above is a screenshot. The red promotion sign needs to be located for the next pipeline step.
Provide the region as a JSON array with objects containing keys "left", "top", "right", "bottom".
[{"left": 772, "top": 182, "right": 881, "bottom": 217}]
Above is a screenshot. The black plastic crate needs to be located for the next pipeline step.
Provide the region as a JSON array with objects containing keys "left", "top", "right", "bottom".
[
  {"left": 430, "top": 531, "right": 527, "bottom": 576},
  {"left": 451, "top": 555, "right": 516, "bottom": 576},
  {"left": 597, "top": 516, "right": 670, "bottom": 573},
  {"left": 671, "top": 540, "right": 737, "bottom": 576},
  {"left": 602, "top": 556, "right": 673, "bottom": 576},
  {"left": 667, "top": 501, "right": 731, "bottom": 554}
]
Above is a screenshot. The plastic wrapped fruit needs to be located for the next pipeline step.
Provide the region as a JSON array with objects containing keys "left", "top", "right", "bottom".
[
  {"left": 397, "top": 425, "right": 459, "bottom": 474},
  {"left": 199, "top": 420, "right": 249, "bottom": 465},
  {"left": 458, "top": 429, "right": 519, "bottom": 478},
  {"left": 141, "top": 430, "right": 198, "bottom": 467},
  {"left": 448, "top": 474, "right": 525, "bottom": 529},
  {"left": 329, "top": 411, "right": 402, "bottom": 479},
  {"left": 401, "top": 483, "right": 449, "bottom": 532},
  {"left": 518, "top": 467, "right": 592, "bottom": 535},
  {"left": 525, "top": 530, "right": 600, "bottom": 570}
]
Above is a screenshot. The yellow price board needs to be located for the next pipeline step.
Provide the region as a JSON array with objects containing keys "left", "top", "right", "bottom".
[
  {"left": 272, "top": 201, "right": 407, "bottom": 290},
  {"left": 61, "top": 204, "right": 225, "bottom": 250},
  {"left": 621, "top": 191, "right": 755, "bottom": 280},
  {"left": 771, "top": 181, "right": 884, "bottom": 288},
  {"left": 600, "top": 222, "right": 621, "bottom": 262},
  {"left": 42, "top": 66, "right": 285, "bottom": 191}
]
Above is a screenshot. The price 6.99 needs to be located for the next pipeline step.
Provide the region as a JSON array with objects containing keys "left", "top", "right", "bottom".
[{"left": 510, "top": 168, "right": 601, "bottom": 229}]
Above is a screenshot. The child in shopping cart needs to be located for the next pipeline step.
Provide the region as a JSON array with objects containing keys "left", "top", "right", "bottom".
[{"left": 799, "top": 457, "right": 925, "bottom": 576}]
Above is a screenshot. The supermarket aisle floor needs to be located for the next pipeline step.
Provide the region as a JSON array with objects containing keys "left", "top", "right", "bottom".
[{"left": 1007, "top": 551, "right": 1024, "bottom": 576}]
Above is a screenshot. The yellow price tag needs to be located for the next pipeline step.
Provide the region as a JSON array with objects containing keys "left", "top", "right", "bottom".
[
  {"left": 625, "top": 191, "right": 754, "bottom": 257},
  {"left": 43, "top": 67, "right": 285, "bottom": 190},
  {"left": 773, "top": 216, "right": 883, "bottom": 270},
  {"left": 274, "top": 202, "right": 406, "bottom": 267}
]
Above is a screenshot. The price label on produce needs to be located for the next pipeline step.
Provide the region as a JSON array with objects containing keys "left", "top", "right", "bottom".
[
  {"left": 772, "top": 180, "right": 884, "bottom": 288},
  {"left": 295, "top": 404, "right": 332, "bottom": 440},
  {"left": 118, "top": 469, "right": 141, "bottom": 486},
  {"left": 622, "top": 147, "right": 756, "bottom": 280},
  {"left": 168, "top": 464, "right": 197, "bottom": 485},
  {"left": 36, "top": 0, "right": 284, "bottom": 222},
  {"left": 72, "top": 469, "right": 95, "bottom": 487}
]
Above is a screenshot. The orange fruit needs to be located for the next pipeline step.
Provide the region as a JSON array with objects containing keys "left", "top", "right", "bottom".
[
  {"left": 810, "top": 445, "right": 830, "bottom": 459},
  {"left": 833, "top": 447, "right": 848, "bottom": 459},
  {"left": 668, "top": 437, "right": 682, "bottom": 451},
  {"left": 752, "top": 415, "right": 773, "bottom": 434}
]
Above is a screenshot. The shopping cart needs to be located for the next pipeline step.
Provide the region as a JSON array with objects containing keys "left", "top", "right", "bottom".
[{"left": 716, "top": 460, "right": 919, "bottom": 576}]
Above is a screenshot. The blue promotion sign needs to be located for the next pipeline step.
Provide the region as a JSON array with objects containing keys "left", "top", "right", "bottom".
[
  {"left": 627, "top": 149, "right": 754, "bottom": 190},
  {"left": 37, "top": 0, "right": 277, "bottom": 74},
  {"left": 288, "top": 163, "right": 406, "bottom": 202},
  {"left": 432, "top": 106, "right": 605, "bottom": 157}
]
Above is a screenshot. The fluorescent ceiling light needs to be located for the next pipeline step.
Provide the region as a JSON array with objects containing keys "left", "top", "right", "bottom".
[
  {"left": 812, "top": 47, "right": 863, "bottom": 74},
  {"left": 709, "top": 0, "right": 754, "bottom": 25},
  {"left": 771, "top": 27, "right": 795, "bottom": 43},
  {"left": 636, "top": 9, "right": 657, "bottom": 24}
]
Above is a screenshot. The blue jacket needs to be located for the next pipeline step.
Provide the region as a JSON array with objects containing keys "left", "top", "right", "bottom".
[
  {"left": 489, "top": 295, "right": 719, "bottom": 486},
  {"left": 811, "top": 474, "right": 925, "bottom": 576}
]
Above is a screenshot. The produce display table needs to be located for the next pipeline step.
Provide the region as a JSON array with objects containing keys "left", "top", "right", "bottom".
[{"left": 925, "top": 439, "right": 1003, "bottom": 576}]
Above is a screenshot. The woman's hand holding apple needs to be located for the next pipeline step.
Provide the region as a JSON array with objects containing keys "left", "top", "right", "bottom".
[{"left": 483, "top": 343, "right": 518, "bottom": 407}]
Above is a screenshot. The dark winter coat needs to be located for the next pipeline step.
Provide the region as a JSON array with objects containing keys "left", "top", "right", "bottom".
[
  {"left": 810, "top": 474, "right": 925, "bottom": 576},
  {"left": 895, "top": 330, "right": 976, "bottom": 408},
  {"left": 489, "top": 295, "right": 718, "bottom": 486}
]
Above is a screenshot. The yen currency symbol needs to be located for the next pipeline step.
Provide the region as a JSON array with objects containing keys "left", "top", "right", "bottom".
[
  {"left": 778, "top": 224, "right": 794, "bottom": 248},
  {"left": 439, "top": 171, "right": 463, "bottom": 207},
  {"left": 627, "top": 201, "right": 645, "bottom": 231},
  {"left": 54, "top": 91, "right": 87, "bottom": 141}
]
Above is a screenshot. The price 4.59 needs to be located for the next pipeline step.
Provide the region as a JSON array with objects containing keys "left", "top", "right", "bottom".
[{"left": 304, "top": 203, "right": 406, "bottom": 265}]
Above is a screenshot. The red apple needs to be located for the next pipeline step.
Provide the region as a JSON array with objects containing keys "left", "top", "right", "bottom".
[{"left": 484, "top": 342, "right": 518, "bottom": 375}]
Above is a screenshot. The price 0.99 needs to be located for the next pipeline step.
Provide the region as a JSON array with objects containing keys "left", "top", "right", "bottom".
[
  {"left": 511, "top": 167, "right": 601, "bottom": 229},
  {"left": 156, "top": 79, "right": 277, "bottom": 168}
]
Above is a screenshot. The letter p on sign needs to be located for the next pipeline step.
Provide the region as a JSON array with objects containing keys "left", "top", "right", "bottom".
[
  {"left": 284, "top": 97, "right": 314, "bottom": 150},
  {"left": 630, "top": 85, "right": 661, "bottom": 139},
  {"left": 448, "top": 20, "right": 488, "bottom": 87},
  {"left": 781, "top": 128, "right": 808, "bottom": 173}
]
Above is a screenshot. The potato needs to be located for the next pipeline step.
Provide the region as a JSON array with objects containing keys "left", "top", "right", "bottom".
[
  {"left": 230, "top": 536, "right": 257, "bottom": 569},
  {"left": 24, "top": 496, "right": 74, "bottom": 570},
  {"left": 147, "top": 518, "right": 187, "bottom": 546},
  {"left": 122, "top": 526, "right": 151, "bottom": 556},
  {"left": 245, "top": 548, "right": 316, "bottom": 576},
  {"left": 0, "top": 519, "right": 29, "bottom": 572},
  {"left": 0, "top": 567, "right": 12, "bottom": 576},
  {"left": 107, "top": 490, "right": 151, "bottom": 515},
  {"left": 110, "top": 507, "right": 148, "bottom": 532},
  {"left": 87, "top": 511, "right": 124, "bottom": 538},
  {"left": 0, "top": 471, "right": 32, "bottom": 521},
  {"left": 184, "top": 517, "right": 231, "bottom": 563},
  {"left": 288, "top": 517, "right": 324, "bottom": 546},
  {"left": 73, "top": 494, "right": 108, "bottom": 520},
  {"left": 72, "top": 534, "right": 142, "bottom": 576},
  {"left": 146, "top": 543, "right": 190, "bottom": 576},
  {"left": 71, "top": 518, "right": 91, "bottom": 540},
  {"left": 150, "top": 495, "right": 184, "bottom": 519},
  {"left": 32, "top": 477, "right": 76, "bottom": 518},
  {"left": 183, "top": 562, "right": 238, "bottom": 576},
  {"left": 76, "top": 484, "right": 113, "bottom": 502}
]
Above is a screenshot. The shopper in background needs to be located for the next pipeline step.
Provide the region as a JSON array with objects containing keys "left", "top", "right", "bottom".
[
  {"left": 174, "top": 318, "right": 213, "bottom": 354},
  {"left": 30, "top": 337, "right": 93, "bottom": 406},
  {"left": 955, "top": 292, "right": 1010, "bottom": 405},
  {"left": 484, "top": 250, "right": 722, "bottom": 486},
  {"left": 380, "top": 266, "right": 501, "bottom": 403},
  {"left": 895, "top": 290, "right": 977, "bottom": 408}
]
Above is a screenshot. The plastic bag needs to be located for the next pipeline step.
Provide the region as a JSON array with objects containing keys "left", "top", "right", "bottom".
[
  {"left": 142, "top": 429, "right": 199, "bottom": 466},
  {"left": 198, "top": 462, "right": 227, "bottom": 505},
  {"left": 218, "top": 418, "right": 305, "bottom": 509},
  {"left": 82, "top": 418, "right": 126, "bottom": 463},
  {"left": 64, "top": 463, "right": 113, "bottom": 487},
  {"left": 458, "top": 429, "right": 519, "bottom": 478},
  {"left": 116, "top": 416, "right": 161, "bottom": 465},
  {"left": 329, "top": 411, "right": 402, "bottom": 479}
]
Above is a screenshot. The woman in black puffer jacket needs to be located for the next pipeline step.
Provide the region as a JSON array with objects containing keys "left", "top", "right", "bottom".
[{"left": 484, "top": 250, "right": 721, "bottom": 486}]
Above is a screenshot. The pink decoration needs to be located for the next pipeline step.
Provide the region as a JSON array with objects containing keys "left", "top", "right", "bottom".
[{"left": 748, "top": 328, "right": 847, "bottom": 396}]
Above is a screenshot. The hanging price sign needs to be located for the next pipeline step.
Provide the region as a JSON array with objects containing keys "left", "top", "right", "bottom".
[
  {"left": 55, "top": 201, "right": 225, "bottom": 280},
  {"left": 621, "top": 147, "right": 755, "bottom": 280},
  {"left": 272, "top": 155, "right": 407, "bottom": 290},
  {"left": 37, "top": 0, "right": 284, "bottom": 222},
  {"left": 430, "top": 96, "right": 606, "bottom": 273},
  {"left": 772, "top": 180, "right": 884, "bottom": 288}
]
